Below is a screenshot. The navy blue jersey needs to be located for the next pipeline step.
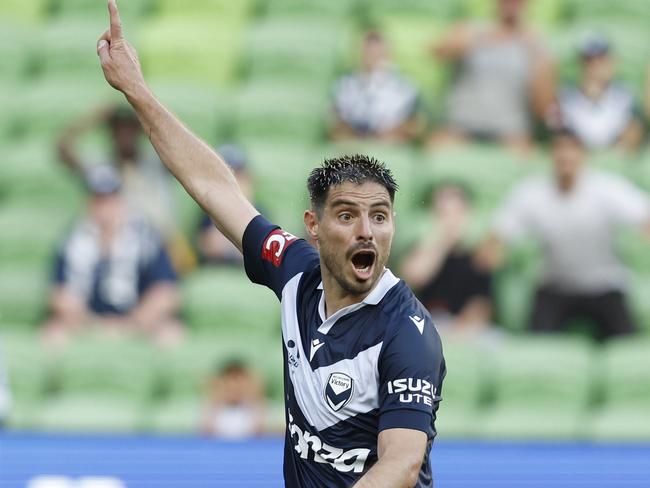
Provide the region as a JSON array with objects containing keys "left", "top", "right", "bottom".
[{"left": 243, "top": 215, "right": 445, "bottom": 488}]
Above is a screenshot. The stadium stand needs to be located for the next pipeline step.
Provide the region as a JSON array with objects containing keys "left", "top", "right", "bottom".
[
  {"left": 589, "top": 337, "right": 650, "bottom": 440},
  {"left": 1, "top": 0, "right": 650, "bottom": 443}
]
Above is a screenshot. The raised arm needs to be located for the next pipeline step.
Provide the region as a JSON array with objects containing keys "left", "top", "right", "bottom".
[{"left": 96, "top": 0, "right": 258, "bottom": 251}]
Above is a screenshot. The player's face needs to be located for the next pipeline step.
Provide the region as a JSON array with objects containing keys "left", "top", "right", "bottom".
[{"left": 312, "top": 181, "right": 395, "bottom": 298}]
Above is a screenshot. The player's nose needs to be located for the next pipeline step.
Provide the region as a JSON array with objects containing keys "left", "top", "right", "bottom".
[{"left": 355, "top": 214, "right": 373, "bottom": 241}]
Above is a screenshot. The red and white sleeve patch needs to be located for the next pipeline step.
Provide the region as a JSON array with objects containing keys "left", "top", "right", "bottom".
[{"left": 261, "top": 229, "right": 299, "bottom": 267}]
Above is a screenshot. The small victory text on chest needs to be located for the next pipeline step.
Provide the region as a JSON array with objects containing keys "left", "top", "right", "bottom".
[{"left": 325, "top": 372, "right": 354, "bottom": 412}]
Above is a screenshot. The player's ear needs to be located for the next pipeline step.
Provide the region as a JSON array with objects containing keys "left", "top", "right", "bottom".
[{"left": 304, "top": 209, "right": 319, "bottom": 242}]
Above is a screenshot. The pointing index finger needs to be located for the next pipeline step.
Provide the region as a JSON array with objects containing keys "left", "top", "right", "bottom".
[{"left": 108, "top": 0, "right": 123, "bottom": 41}]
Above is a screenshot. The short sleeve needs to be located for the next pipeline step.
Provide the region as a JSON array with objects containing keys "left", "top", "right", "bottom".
[
  {"left": 605, "top": 175, "right": 650, "bottom": 227},
  {"left": 139, "top": 244, "right": 177, "bottom": 292},
  {"left": 378, "top": 314, "right": 445, "bottom": 437},
  {"left": 242, "top": 215, "right": 320, "bottom": 299},
  {"left": 493, "top": 183, "right": 533, "bottom": 243}
]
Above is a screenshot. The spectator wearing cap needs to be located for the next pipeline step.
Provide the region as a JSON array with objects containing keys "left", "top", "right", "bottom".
[
  {"left": 430, "top": 0, "right": 555, "bottom": 153},
  {"left": 555, "top": 35, "right": 643, "bottom": 153},
  {"left": 196, "top": 145, "right": 259, "bottom": 265},
  {"left": 57, "top": 104, "right": 196, "bottom": 274},
  {"left": 478, "top": 129, "right": 650, "bottom": 341},
  {"left": 42, "top": 165, "right": 184, "bottom": 347},
  {"left": 330, "top": 31, "right": 422, "bottom": 143}
]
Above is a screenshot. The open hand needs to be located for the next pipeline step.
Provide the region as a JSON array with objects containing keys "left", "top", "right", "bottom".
[{"left": 97, "top": 0, "right": 147, "bottom": 99}]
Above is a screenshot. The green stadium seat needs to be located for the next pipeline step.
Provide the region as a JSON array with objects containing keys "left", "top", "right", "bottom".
[
  {"left": 148, "top": 332, "right": 283, "bottom": 433},
  {"left": 1, "top": 330, "right": 52, "bottom": 428},
  {"left": 460, "top": 0, "right": 567, "bottom": 28},
  {"left": 0, "top": 0, "right": 48, "bottom": 24},
  {"left": 570, "top": 0, "right": 650, "bottom": 24},
  {"left": 233, "top": 79, "right": 329, "bottom": 144},
  {"left": 243, "top": 140, "right": 314, "bottom": 233},
  {"left": 0, "top": 22, "right": 35, "bottom": 82},
  {"left": 493, "top": 241, "right": 541, "bottom": 332},
  {"left": 242, "top": 18, "right": 350, "bottom": 87},
  {"left": 30, "top": 18, "right": 120, "bottom": 78},
  {"left": 148, "top": 79, "right": 231, "bottom": 143},
  {"left": 0, "top": 264, "right": 50, "bottom": 327},
  {"left": 628, "top": 274, "right": 650, "bottom": 335},
  {"left": 435, "top": 339, "right": 490, "bottom": 438},
  {"left": 588, "top": 337, "right": 650, "bottom": 440},
  {"left": 36, "top": 336, "right": 157, "bottom": 432},
  {"left": 264, "top": 0, "right": 354, "bottom": 19},
  {"left": 51, "top": 0, "right": 153, "bottom": 22},
  {"left": 365, "top": 0, "right": 456, "bottom": 19},
  {"left": 0, "top": 202, "right": 77, "bottom": 270},
  {"left": 424, "top": 144, "right": 531, "bottom": 213},
  {"left": 155, "top": 0, "right": 253, "bottom": 20},
  {"left": 477, "top": 336, "right": 593, "bottom": 439},
  {"left": 7, "top": 76, "right": 118, "bottom": 138},
  {"left": 182, "top": 267, "right": 280, "bottom": 333},
  {"left": 1, "top": 138, "right": 84, "bottom": 208},
  {"left": 139, "top": 17, "right": 243, "bottom": 88}
]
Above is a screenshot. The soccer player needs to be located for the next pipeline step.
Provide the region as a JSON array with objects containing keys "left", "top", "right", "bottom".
[{"left": 96, "top": 1, "right": 445, "bottom": 486}]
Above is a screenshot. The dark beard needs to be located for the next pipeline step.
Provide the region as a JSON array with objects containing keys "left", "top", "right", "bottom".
[{"left": 319, "top": 241, "right": 382, "bottom": 297}]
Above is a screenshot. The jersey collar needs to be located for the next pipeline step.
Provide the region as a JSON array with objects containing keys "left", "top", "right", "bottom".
[{"left": 316, "top": 268, "right": 400, "bottom": 335}]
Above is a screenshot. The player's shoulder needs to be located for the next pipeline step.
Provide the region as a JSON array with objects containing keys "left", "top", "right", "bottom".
[{"left": 379, "top": 277, "right": 442, "bottom": 352}]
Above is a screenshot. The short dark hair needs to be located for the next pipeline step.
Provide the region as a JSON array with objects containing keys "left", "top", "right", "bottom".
[
  {"left": 107, "top": 105, "right": 140, "bottom": 128},
  {"left": 307, "top": 154, "right": 398, "bottom": 213},
  {"left": 551, "top": 127, "right": 584, "bottom": 148},
  {"left": 421, "top": 179, "right": 473, "bottom": 208}
]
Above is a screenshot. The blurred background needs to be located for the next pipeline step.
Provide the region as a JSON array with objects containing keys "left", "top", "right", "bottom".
[{"left": 2, "top": 0, "right": 650, "bottom": 482}]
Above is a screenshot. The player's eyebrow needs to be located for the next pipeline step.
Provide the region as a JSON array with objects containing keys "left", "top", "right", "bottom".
[
  {"left": 329, "top": 198, "right": 391, "bottom": 209},
  {"left": 329, "top": 198, "right": 361, "bottom": 208}
]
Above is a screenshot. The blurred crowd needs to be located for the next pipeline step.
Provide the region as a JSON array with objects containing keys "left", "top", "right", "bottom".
[{"left": 2, "top": 0, "right": 650, "bottom": 436}]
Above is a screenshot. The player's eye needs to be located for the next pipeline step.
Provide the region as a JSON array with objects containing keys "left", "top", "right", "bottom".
[
  {"left": 373, "top": 213, "right": 387, "bottom": 223},
  {"left": 338, "top": 212, "right": 353, "bottom": 222}
]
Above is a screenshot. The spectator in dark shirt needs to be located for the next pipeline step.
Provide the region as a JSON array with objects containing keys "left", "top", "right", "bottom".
[
  {"left": 401, "top": 182, "right": 492, "bottom": 336},
  {"left": 42, "top": 165, "right": 184, "bottom": 347},
  {"left": 331, "top": 31, "right": 422, "bottom": 143},
  {"left": 58, "top": 104, "right": 196, "bottom": 274}
]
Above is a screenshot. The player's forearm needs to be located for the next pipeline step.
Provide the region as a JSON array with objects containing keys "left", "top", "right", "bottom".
[{"left": 354, "top": 457, "right": 420, "bottom": 488}]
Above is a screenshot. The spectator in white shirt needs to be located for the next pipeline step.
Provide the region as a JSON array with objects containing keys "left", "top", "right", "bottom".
[
  {"left": 331, "top": 31, "right": 422, "bottom": 143},
  {"left": 479, "top": 129, "right": 650, "bottom": 340},
  {"left": 556, "top": 35, "right": 643, "bottom": 153}
]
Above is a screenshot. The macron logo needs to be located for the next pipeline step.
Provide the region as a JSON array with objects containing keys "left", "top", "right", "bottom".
[
  {"left": 409, "top": 315, "right": 425, "bottom": 335},
  {"left": 310, "top": 338, "right": 325, "bottom": 361}
]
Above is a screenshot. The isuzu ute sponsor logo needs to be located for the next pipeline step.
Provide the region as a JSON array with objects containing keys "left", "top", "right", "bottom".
[
  {"left": 288, "top": 411, "right": 370, "bottom": 474},
  {"left": 387, "top": 378, "right": 437, "bottom": 406},
  {"left": 324, "top": 372, "right": 354, "bottom": 412}
]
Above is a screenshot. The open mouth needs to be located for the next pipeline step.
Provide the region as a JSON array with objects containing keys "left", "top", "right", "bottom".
[{"left": 350, "top": 250, "right": 376, "bottom": 280}]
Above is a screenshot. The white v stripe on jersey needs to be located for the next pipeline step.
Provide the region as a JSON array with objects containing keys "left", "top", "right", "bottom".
[
  {"left": 409, "top": 315, "right": 425, "bottom": 335},
  {"left": 310, "top": 339, "right": 325, "bottom": 361}
]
